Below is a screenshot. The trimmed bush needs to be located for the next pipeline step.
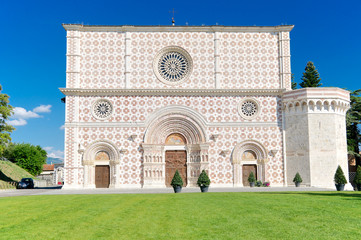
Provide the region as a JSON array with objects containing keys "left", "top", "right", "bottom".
[
  {"left": 197, "top": 170, "right": 210, "bottom": 187},
  {"left": 248, "top": 172, "right": 256, "bottom": 183},
  {"left": 293, "top": 172, "right": 303, "bottom": 183},
  {"left": 334, "top": 165, "right": 347, "bottom": 184},
  {"left": 354, "top": 165, "right": 361, "bottom": 185},
  {"left": 171, "top": 170, "right": 183, "bottom": 187}
]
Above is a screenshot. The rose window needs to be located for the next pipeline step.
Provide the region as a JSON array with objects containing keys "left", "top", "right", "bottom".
[
  {"left": 158, "top": 52, "right": 189, "bottom": 82},
  {"left": 238, "top": 99, "right": 259, "bottom": 119},
  {"left": 93, "top": 100, "right": 113, "bottom": 119},
  {"left": 153, "top": 46, "right": 193, "bottom": 85}
]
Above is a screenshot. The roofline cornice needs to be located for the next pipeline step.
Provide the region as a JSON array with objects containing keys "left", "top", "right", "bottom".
[
  {"left": 59, "top": 88, "right": 286, "bottom": 97},
  {"left": 62, "top": 24, "right": 294, "bottom": 33}
]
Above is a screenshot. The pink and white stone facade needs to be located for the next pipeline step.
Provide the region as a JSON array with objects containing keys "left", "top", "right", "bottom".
[{"left": 61, "top": 24, "right": 350, "bottom": 189}]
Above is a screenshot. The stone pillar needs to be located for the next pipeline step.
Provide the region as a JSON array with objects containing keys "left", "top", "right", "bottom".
[
  {"left": 83, "top": 160, "right": 95, "bottom": 188},
  {"left": 124, "top": 32, "right": 131, "bottom": 88},
  {"left": 233, "top": 161, "right": 242, "bottom": 187},
  {"left": 214, "top": 32, "right": 221, "bottom": 88}
]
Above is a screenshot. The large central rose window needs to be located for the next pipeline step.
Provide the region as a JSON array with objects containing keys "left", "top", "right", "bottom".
[
  {"left": 153, "top": 46, "right": 193, "bottom": 85},
  {"left": 158, "top": 52, "right": 189, "bottom": 82}
]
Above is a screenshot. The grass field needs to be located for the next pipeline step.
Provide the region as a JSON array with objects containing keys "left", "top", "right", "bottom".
[{"left": 0, "top": 192, "right": 360, "bottom": 239}]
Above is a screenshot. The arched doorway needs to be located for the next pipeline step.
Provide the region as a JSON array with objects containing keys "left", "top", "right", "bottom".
[
  {"left": 95, "top": 151, "right": 110, "bottom": 188},
  {"left": 232, "top": 140, "right": 268, "bottom": 187},
  {"left": 241, "top": 150, "right": 257, "bottom": 186},
  {"left": 82, "top": 140, "right": 121, "bottom": 189},
  {"left": 142, "top": 106, "right": 210, "bottom": 188},
  {"left": 165, "top": 134, "right": 187, "bottom": 187}
]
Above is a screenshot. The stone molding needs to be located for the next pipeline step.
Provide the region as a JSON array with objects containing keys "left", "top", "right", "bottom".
[
  {"left": 83, "top": 139, "right": 121, "bottom": 163},
  {"left": 283, "top": 88, "right": 350, "bottom": 115},
  {"left": 59, "top": 88, "right": 285, "bottom": 96},
  {"left": 62, "top": 24, "right": 294, "bottom": 33},
  {"left": 231, "top": 140, "right": 268, "bottom": 165},
  {"left": 144, "top": 107, "right": 208, "bottom": 144}
]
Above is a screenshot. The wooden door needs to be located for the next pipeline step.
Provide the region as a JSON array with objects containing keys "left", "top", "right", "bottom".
[
  {"left": 165, "top": 150, "right": 187, "bottom": 187},
  {"left": 242, "top": 165, "right": 257, "bottom": 186},
  {"left": 95, "top": 165, "right": 110, "bottom": 188}
]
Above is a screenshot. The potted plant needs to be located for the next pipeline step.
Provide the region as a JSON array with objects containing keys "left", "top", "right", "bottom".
[
  {"left": 197, "top": 170, "right": 211, "bottom": 192},
  {"left": 354, "top": 165, "right": 361, "bottom": 191},
  {"left": 247, "top": 172, "right": 256, "bottom": 187},
  {"left": 334, "top": 165, "right": 347, "bottom": 191},
  {"left": 255, "top": 180, "right": 263, "bottom": 187},
  {"left": 293, "top": 172, "right": 303, "bottom": 187},
  {"left": 171, "top": 170, "right": 183, "bottom": 193}
]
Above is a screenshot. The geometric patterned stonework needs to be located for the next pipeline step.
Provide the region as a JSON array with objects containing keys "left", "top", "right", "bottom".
[{"left": 61, "top": 24, "right": 350, "bottom": 189}]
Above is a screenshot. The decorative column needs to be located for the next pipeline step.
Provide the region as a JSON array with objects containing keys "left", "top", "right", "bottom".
[
  {"left": 278, "top": 31, "right": 292, "bottom": 90},
  {"left": 232, "top": 159, "right": 242, "bottom": 187},
  {"left": 214, "top": 32, "right": 221, "bottom": 88},
  {"left": 124, "top": 32, "right": 131, "bottom": 88},
  {"left": 83, "top": 160, "right": 95, "bottom": 188}
]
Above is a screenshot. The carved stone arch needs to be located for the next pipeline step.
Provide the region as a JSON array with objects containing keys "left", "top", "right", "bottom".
[
  {"left": 82, "top": 140, "right": 121, "bottom": 188},
  {"left": 144, "top": 106, "right": 208, "bottom": 144},
  {"left": 83, "top": 140, "right": 120, "bottom": 163},
  {"left": 231, "top": 140, "right": 267, "bottom": 164}
]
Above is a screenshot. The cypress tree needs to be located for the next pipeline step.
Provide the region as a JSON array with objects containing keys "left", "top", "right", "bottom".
[{"left": 299, "top": 61, "right": 322, "bottom": 88}]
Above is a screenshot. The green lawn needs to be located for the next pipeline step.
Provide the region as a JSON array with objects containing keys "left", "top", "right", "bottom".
[{"left": 0, "top": 192, "right": 360, "bottom": 240}]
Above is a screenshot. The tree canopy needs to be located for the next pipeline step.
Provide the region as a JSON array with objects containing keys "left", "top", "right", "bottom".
[
  {"left": 347, "top": 89, "right": 361, "bottom": 166},
  {"left": 0, "top": 84, "right": 15, "bottom": 156},
  {"left": 4, "top": 143, "right": 47, "bottom": 176},
  {"left": 299, "top": 61, "right": 322, "bottom": 88}
]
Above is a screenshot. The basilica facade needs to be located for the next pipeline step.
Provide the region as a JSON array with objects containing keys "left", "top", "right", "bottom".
[{"left": 61, "top": 24, "right": 350, "bottom": 189}]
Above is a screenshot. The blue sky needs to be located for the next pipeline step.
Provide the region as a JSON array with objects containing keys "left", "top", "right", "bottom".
[{"left": 1, "top": 0, "right": 360, "bottom": 160}]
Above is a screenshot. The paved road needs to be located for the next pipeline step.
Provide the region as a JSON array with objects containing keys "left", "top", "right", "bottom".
[{"left": 0, "top": 186, "right": 338, "bottom": 198}]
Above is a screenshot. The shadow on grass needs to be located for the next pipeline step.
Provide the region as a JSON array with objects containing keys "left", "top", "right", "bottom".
[
  {"left": 0, "top": 170, "right": 16, "bottom": 182},
  {"left": 256, "top": 191, "right": 361, "bottom": 199}
]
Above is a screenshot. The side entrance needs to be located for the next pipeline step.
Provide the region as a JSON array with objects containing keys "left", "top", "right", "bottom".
[
  {"left": 95, "top": 165, "right": 110, "bottom": 188},
  {"left": 242, "top": 164, "right": 257, "bottom": 186},
  {"left": 165, "top": 150, "right": 187, "bottom": 187}
]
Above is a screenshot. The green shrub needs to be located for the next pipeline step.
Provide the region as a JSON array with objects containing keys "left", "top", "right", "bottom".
[
  {"left": 171, "top": 170, "right": 183, "bottom": 187},
  {"left": 197, "top": 170, "right": 210, "bottom": 187},
  {"left": 247, "top": 172, "right": 256, "bottom": 183},
  {"left": 293, "top": 172, "right": 303, "bottom": 183},
  {"left": 334, "top": 165, "right": 347, "bottom": 184},
  {"left": 354, "top": 165, "right": 361, "bottom": 185},
  {"left": 255, "top": 180, "right": 263, "bottom": 187}
]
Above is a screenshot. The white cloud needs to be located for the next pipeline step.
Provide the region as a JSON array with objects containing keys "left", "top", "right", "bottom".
[
  {"left": 44, "top": 146, "right": 64, "bottom": 160},
  {"left": 12, "top": 107, "right": 41, "bottom": 119},
  {"left": 33, "top": 105, "right": 52, "bottom": 113},
  {"left": 8, "top": 105, "right": 51, "bottom": 127},
  {"left": 60, "top": 125, "right": 65, "bottom": 130},
  {"left": 8, "top": 119, "right": 27, "bottom": 126}
]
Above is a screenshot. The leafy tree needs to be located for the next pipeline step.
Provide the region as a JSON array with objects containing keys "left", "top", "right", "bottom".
[
  {"left": 299, "top": 61, "right": 322, "bottom": 88},
  {"left": 0, "top": 85, "right": 15, "bottom": 156},
  {"left": 291, "top": 73, "right": 297, "bottom": 90},
  {"left": 354, "top": 165, "right": 361, "bottom": 185},
  {"left": 3, "top": 143, "right": 47, "bottom": 176},
  {"left": 346, "top": 89, "right": 361, "bottom": 166}
]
